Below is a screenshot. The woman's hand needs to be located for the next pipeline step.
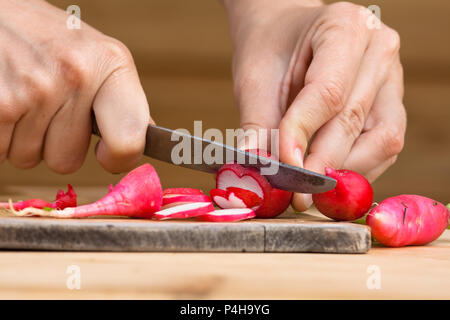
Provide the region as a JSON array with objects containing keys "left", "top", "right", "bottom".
[
  {"left": 0, "top": 0, "right": 152, "bottom": 174},
  {"left": 224, "top": 0, "right": 407, "bottom": 211}
]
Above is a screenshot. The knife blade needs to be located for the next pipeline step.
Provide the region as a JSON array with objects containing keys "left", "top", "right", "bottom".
[
  {"left": 92, "top": 119, "right": 336, "bottom": 193},
  {"left": 145, "top": 125, "right": 336, "bottom": 194}
]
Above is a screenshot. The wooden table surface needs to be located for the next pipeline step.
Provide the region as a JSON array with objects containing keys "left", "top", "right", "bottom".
[{"left": 0, "top": 187, "right": 449, "bottom": 300}]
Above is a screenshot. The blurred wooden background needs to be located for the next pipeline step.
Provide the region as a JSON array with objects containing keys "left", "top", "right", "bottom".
[{"left": 0, "top": 0, "right": 449, "bottom": 203}]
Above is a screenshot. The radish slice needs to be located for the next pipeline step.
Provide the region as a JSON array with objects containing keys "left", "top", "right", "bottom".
[
  {"left": 226, "top": 187, "right": 262, "bottom": 208},
  {"left": 162, "top": 194, "right": 211, "bottom": 205},
  {"left": 163, "top": 188, "right": 204, "bottom": 196},
  {"left": 197, "top": 208, "right": 256, "bottom": 222},
  {"left": 153, "top": 202, "right": 215, "bottom": 220},
  {"left": 210, "top": 188, "right": 247, "bottom": 209},
  {"left": 212, "top": 154, "right": 292, "bottom": 218}
]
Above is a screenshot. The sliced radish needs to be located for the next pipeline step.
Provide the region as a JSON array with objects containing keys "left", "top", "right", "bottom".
[
  {"left": 210, "top": 188, "right": 261, "bottom": 210},
  {"left": 210, "top": 188, "right": 246, "bottom": 209},
  {"left": 153, "top": 202, "right": 215, "bottom": 220},
  {"left": 163, "top": 188, "right": 204, "bottom": 196},
  {"left": 162, "top": 194, "right": 211, "bottom": 205},
  {"left": 226, "top": 187, "right": 262, "bottom": 208},
  {"left": 196, "top": 208, "right": 256, "bottom": 222},
  {"left": 211, "top": 149, "right": 292, "bottom": 218}
]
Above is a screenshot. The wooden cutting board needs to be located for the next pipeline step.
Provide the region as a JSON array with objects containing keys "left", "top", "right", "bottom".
[{"left": 0, "top": 211, "right": 371, "bottom": 253}]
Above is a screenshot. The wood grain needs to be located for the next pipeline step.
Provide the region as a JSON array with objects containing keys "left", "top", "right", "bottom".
[{"left": 0, "top": 230, "right": 448, "bottom": 299}]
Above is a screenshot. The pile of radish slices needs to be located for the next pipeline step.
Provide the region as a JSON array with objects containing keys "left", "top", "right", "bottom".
[{"left": 157, "top": 187, "right": 255, "bottom": 222}]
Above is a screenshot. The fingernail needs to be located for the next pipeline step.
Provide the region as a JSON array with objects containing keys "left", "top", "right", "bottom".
[
  {"left": 294, "top": 148, "right": 304, "bottom": 167},
  {"left": 303, "top": 194, "right": 313, "bottom": 209}
]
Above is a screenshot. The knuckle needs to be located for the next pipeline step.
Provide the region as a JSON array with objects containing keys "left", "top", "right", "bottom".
[
  {"left": 322, "top": 2, "right": 367, "bottom": 35},
  {"left": 338, "top": 106, "right": 366, "bottom": 139},
  {"left": 314, "top": 80, "right": 346, "bottom": 115},
  {"left": 58, "top": 50, "right": 91, "bottom": 89},
  {"left": 381, "top": 126, "right": 405, "bottom": 158},
  {"left": 22, "top": 71, "right": 55, "bottom": 105},
  {"left": 382, "top": 27, "right": 401, "bottom": 55},
  {"left": 102, "top": 38, "right": 135, "bottom": 66},
  {"left": 280, "top": 112, "right": 313, "bottom": 144}
]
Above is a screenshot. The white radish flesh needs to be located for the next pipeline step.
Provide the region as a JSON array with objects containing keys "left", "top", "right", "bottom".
[
  {"left": 162, "top": 194, "right": 211, "bottom": 205},
  {"left": 197, "top": 208, "right": 256, "bottom": 222},
  {"left": 153, "top": 202, "right": 215, "bottom": 220}
]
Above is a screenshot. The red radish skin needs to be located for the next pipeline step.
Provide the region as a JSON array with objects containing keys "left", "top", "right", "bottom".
[
  {"left": 366, "top": 195, "right": 449, "bottom": 247},
  {"left": 162, "top": 194, "right": 211, "bottom": 205},
  {"left": 153, "top": 202, "right": 215, "bottom": 220},
  {"left": 224, "top": 187, "right": 262, "bottom": 208},
  {"left": 210, "top": 188, "right": 262, "bottom": 209},
  {"left": 197, "top": 208, "right": 256, "bottom": 222},
  {"left": 0, "top": 184, "right": 77, "bottom": 210},
  {"left": 163, "top": 188, "right": 204, "bottom": 196},
  {"left": 9, "top": 164, "right": 162, "bottom": 219},
  {"left": 212, "top": 149, "right": 292, "bottom": 218},
  {"left": 312, "top": 168, "right": 373, "bottom": 221}
]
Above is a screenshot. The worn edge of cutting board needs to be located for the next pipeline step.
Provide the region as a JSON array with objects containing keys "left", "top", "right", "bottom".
[{"left": 0, "top": 216, "right": 371, "bottom": 253}]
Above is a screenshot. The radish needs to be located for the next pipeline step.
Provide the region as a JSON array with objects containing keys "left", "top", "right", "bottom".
[
  {"left": 312, "top": 168, "right": 373, "bottom": 221},
  {"left": 162, "top": 194, "right": 211, "bottom": 205},
  {"left": 153, "top": 202, "right": 215, "bottom": 220},
  {"left": 212, "top": 149, "right": 292, "bottom": 218},
  {"left": 8, "top": 164, "right": 162, "bottom": 219},
  {"left": 0, "top": 184, "right": 76, "bottom": 210},
  {"left": 197, "top": 208, "right": 256, "bottom": 222},
  {"left": 210, "top": 187, "right": 262, "bottom": 209},
  {"left": 366, "top": 195, "right": 449, "bottom": 247}
]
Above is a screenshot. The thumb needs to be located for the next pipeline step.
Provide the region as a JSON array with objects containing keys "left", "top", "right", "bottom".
[{"left": 93, "top": 45, "right": 152, "bottom": 173}]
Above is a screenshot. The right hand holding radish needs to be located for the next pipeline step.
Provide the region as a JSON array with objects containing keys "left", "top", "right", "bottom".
[
  {"left": 225, "top": 0, "right": 407, "bottom": 213},
  {"left": 0, "top": 0, "right": 152, "bottom": 174}
]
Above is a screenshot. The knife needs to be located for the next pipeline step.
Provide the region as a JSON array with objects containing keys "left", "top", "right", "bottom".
[{"left": 92, "top": 120, "right": 336, "bottom": 194}]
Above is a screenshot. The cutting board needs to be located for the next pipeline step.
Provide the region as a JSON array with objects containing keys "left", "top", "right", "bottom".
[{"left": 0, "top": 211, "right": 371, "bottom": 253}]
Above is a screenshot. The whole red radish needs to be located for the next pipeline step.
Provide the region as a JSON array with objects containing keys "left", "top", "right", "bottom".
[
  {"left": 367, "top": 195, "right": 449, "bottom": 247},
  {"left": 312, "top": 168, "right": 373, "bottom": 221},
  {"left": 0, "top": 184, "right": 77, "bottom": 210},
  {"left": 212, "top": 149, "right": 292, "bottom": 218},
  {"left": 9, "top": 164, "right": 162, "bottom": 219}
]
